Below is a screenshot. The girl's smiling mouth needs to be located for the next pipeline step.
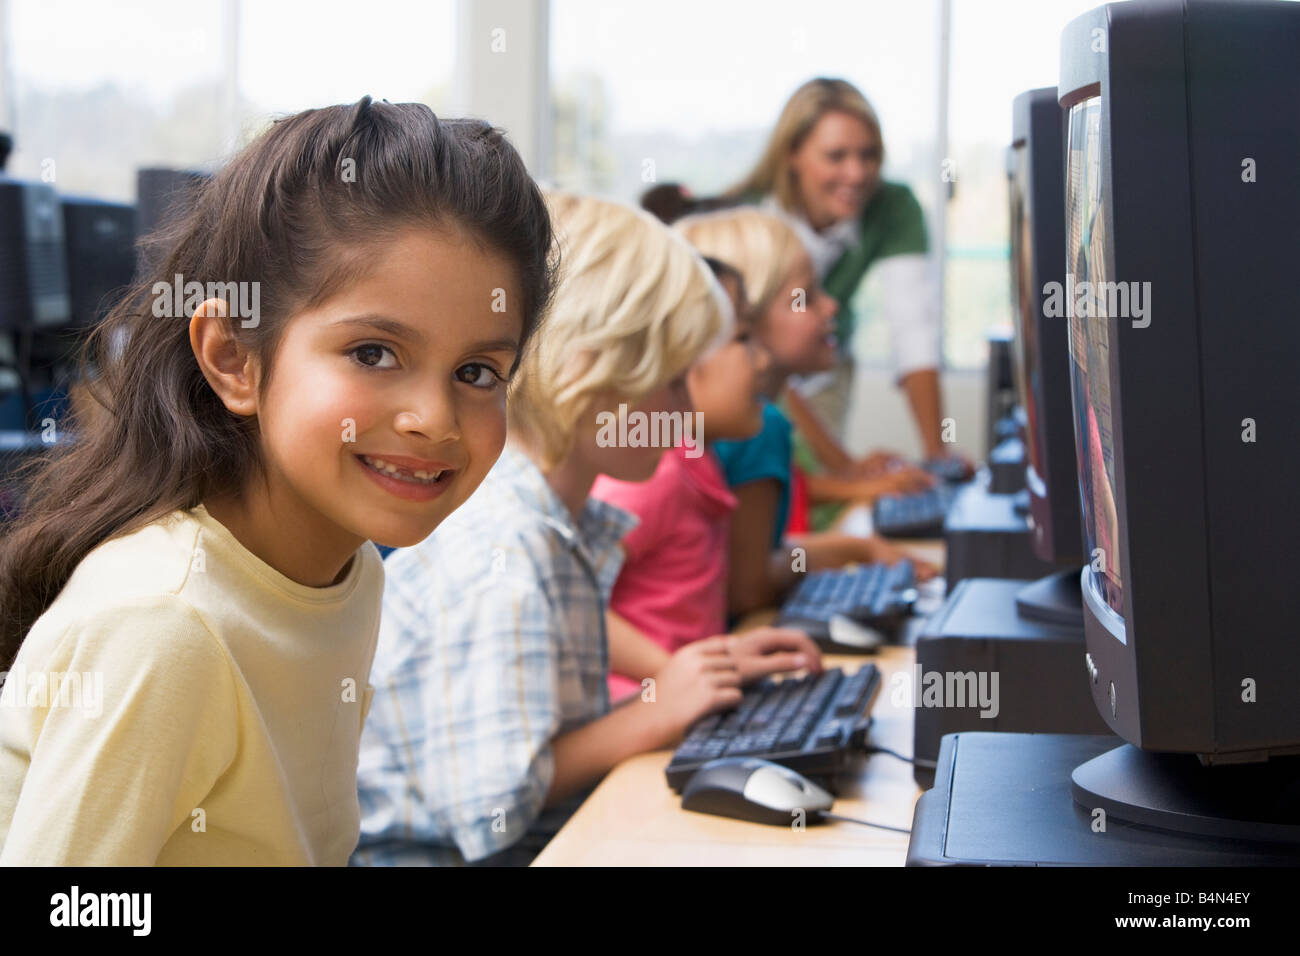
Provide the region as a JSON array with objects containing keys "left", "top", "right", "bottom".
[{"left": 356, "top": 454, "right": 456, "bottom": 501}]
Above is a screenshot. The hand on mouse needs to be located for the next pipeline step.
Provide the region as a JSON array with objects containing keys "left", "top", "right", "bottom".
[{"left": 723, "top": 627, "right": 824, "bottom": 684}]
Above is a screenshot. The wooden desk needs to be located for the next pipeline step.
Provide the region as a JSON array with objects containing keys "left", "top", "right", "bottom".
[
  {"left": 533, "top": 647, "right": 920, "bottom": 866},
  {"left": 532, "top": 516, "right": 940, "bottom": 867}
]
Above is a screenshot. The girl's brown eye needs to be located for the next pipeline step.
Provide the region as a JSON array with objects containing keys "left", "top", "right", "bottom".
[
  {"left": 456, "top": 363, "right": 502, "bottom": 389},
  {"left": 351, "top": 344, "right": 397, "bottom": 369}
]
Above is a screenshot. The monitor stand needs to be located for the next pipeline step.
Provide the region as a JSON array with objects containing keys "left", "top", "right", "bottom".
[
  {"left": 1014, "top": 568, "right": 1084, "bottom": 628},
  {"left": 908, "top": 733, "right": 1300, "bottom": 865},
  {"left": 1072, "top": 744, "right": 1300, "bottom": 844}
]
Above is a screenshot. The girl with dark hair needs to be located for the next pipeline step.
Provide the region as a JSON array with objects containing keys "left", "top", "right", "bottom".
[{"left": 0, "top": 97, "right": 556, "bottom": 865}]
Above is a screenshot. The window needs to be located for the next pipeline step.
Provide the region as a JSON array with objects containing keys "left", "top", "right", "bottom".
[
  {"left": 7, "top": 0, "right": 230, "bottom": 200},
  {"left": 550, "top": 0, "right": 941, "bottom": 367},
  {"left": 237, "top": 1, "right": 454, "bottom": 133},
  {"left": 944, "top": 0, "right": 1103, "bottom": 368},
  {"left": 4, "top": 0, "right": 455, "bottom": 201}
]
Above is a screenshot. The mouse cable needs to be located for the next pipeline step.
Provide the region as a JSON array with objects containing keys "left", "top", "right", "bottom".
[
  {"left": 862, "top": 743, "right": 938, "bottom": 769},
  {"left": 816, "top": 811, "right": 911, "bottom": 834}
]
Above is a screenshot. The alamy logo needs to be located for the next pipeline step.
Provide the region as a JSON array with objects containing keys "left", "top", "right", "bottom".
[
  {"left": 889, "top": 665, "right": 1000, "bottom": 718},
  {"left": 151, "top": 274, "right": 261, "bottom": 328},
  {"left": 1042, "top": 273, "right": 1151, "bottom": 328},
  {"left": 50, "top": 886, "right": 151, "bottom": 936},
  {"left": 595, "top": 403, "right": 704, "bottom": 459},
  {"left": 0, "top": 666, "right": 102, "bottom": 718}
]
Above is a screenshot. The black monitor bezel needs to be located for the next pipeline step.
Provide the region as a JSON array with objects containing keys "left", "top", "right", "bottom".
[
  {"left": 1059, "top": 0, "right": 1217, "bottom": 753},
  {"left": 1010, "top": 87, "right": 1084, "bottom": 567}
]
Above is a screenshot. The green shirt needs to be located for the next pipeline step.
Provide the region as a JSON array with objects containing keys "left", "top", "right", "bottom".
[
  {"left": 741, "top": 180, "right": 929, "bottom": 346},
  {"left": 822, "top": 180, "right": 929, "bottom": 347}
]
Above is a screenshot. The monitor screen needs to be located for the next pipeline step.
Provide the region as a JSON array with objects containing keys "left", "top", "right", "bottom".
[
  {"left": 1008, "top": 144, "right": 1044, "bottom": 488},
  {"left": 1065, "top": 95, "right": 1124, "bottom": 631}
]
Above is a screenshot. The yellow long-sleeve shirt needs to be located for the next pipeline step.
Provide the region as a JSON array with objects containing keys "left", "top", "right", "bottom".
[{"left": 0, "top": 504, "right": 383, "bottom": 865}]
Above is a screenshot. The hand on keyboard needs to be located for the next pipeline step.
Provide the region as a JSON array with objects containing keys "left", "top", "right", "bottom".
[
  {"left": 862, "top": 535, "right": 940, "bottom": 582},
  {"left": 647, "top": 637, "right": 744, "bottom": 748},
  {"left": 851, "top": 466, "right": 937, "bottom": 502},
  {"left": 724, "top": 627, "right": 824, "bottom": 684},
  {"left": 665, "top": 665, "right": 883, "bottom": 790},
  {"left": 846, "top": 449, "right": 908, "bottom": 479},
  {"left": 922, "top": 453, "right": 975, "bottom": 482}
]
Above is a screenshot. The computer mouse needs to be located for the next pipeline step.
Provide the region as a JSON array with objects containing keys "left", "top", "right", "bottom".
[
  {"left": 681, "top": 757, "right": 834, "bottom": 826},
  {"left": 913, "top": 577, "right": 948, "bottom": 617},
  {"left": 828, "top": 613, "right": 885, "bottom": 650}
]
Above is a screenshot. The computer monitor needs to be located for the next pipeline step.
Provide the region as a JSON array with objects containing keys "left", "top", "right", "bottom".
[
  {"left": 1060, "top": 0, "right": 1300, "bottom": 841},
  {"left": 1007, "top": 87, "right": 1086, "bottom": 625},
  {"left": 60, "top": 197, "right": 137, "bottom": 328},
  {"left": 0, "top": 178, "right": 71, "bottom": 330}
]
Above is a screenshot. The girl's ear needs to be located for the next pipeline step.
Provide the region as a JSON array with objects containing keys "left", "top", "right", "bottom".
[{"left": 190, "top": 298, "right": 261, "bottom": 417}]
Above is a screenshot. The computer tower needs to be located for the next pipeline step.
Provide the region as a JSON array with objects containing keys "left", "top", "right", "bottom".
[
  {"left": 943, "top": 471, "right": 1063, "bottom": 591},
  {"left": 136, "top": 167, "right": 208, "bottom": 277},
  {"left": 907, "top": 733, "right": 1297, "bottom": 865},
  {"left": 0, "top": 179, "right": 71, "bottom": 330},
  {"left": 911, "top": 578, "right": 1112, "bottom": 787},
  {"left": 987, "top": 434, "right": 1027, "bottom": 494},
  {"left": 984, "top": 329, "right": 1017, "bottom": 455},
  {"left": 61, "top": 197, "right": 137, "bottom": 328}
]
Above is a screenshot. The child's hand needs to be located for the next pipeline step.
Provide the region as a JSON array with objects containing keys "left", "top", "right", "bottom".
[
  {"left": 923, "top": 452, "right": 976, "bottom": 481},
  {"left": 724, "top": 627, "right": 824, "bottom": 684},
  {"left": 847, "top": 449, "right": 908, "bottom": 479},
  {"left": 862, "top": 535, "right": 940, "bottom": 582},
  {"left": 646, "top": 637, "right": 743, "bottom": 746},
  {"left": 854, "top": 467, "right": 936, "bottom": 501}
]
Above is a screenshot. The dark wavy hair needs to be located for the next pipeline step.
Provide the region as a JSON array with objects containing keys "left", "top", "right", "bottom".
[{"left": 0, "top": 96, "right": 557, "bottom": 665}]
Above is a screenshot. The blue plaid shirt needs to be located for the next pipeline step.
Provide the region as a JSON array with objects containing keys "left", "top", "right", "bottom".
[{"left": 351, "top": 447, "right": 637, "bottom": 866}]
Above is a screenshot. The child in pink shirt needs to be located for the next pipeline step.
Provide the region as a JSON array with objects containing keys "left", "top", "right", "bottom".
[
  {"left": 594, "top": 259, "right": 819, "bottom": 700},
  {"left": 595, "top": 443, "right": 737, "bottom": 699}
]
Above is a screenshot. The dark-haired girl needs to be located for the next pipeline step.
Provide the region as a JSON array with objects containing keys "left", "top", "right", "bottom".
[{"left": 0, "top": 97, "right": 555, "bottom": 865}]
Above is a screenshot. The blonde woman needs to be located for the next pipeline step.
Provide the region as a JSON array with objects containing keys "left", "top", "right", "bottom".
[
  {"left": 730, "top": 77, "right": 963, "bottom": 475},
  {"left": 351, "top": 194, "right": 816, "bottom": 866}
]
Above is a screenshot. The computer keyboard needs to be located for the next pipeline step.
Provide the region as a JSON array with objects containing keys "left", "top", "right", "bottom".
[
  {"left": 776, "top": 560, "right": 917, "bottom": 646},
  {"left": 873, "top": 483, "right": 960, "bottom": 538},
  {"left": 665, "top": 665, "right": 881, "bottom": 791}
]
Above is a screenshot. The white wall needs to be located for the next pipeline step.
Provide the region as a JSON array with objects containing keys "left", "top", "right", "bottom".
[{"left": 845, "top": 366, "right": 988, "bottom": 462}]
